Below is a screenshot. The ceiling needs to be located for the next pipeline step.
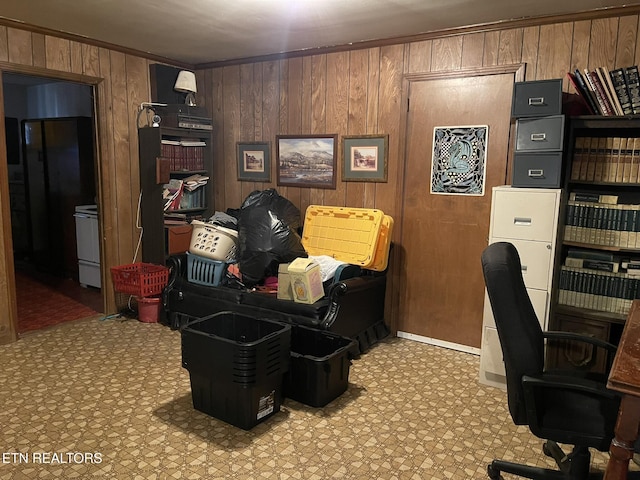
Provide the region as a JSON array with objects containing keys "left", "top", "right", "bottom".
[{"left": 0, "top": 0, "right": 638, "bottom": 66}]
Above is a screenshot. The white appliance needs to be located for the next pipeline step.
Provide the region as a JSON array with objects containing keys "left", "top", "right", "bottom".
[{"left": 74, "top": 204, "right": 101, "bottom": 288}]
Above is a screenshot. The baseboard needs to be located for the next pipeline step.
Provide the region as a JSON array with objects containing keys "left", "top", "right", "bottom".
[{"left": 396, "top": 331, "right": 480, "bottom": 356}]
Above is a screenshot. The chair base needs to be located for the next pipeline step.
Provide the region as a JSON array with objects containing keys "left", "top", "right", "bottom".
[{"left": 487, "top": 443, "right": 601, "bottom": 480}]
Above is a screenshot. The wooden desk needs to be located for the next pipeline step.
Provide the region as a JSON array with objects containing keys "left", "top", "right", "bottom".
[{"left": 605, "top": 300, "right": 640, "bottom": 480}]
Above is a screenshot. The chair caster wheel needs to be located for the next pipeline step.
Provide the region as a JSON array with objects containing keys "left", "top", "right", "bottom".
[
  {"left": 487, "top": 464, "right": 503, "bottom": 480},
  {"left": 543, "top": 442, "right": 552, "bottom": 457}
]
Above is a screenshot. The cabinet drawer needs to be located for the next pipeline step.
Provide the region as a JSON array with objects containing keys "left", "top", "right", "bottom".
[
  {"left": 489, "top": 238, "right": 553, "bottom": 290},
  {"left": 491, "top": 189, "right": 559, "bottom": 241},
  {"left": 484, "top": 287, "right": 548, "bottom": 329},
  {"left": 481, "top": 326, "right": 505, "bottom": 376},
  {"left": 546, "top": 314, "right": 611, "bottom": 374},
  {"left": 512, "top": 152, "right": 563, "bottom": 188},
  {"left": 516, "top": 115, "right": 565, "bottom": 152},
  {"left": 512, "top": 79, "right": 563, "bottom": 117}
]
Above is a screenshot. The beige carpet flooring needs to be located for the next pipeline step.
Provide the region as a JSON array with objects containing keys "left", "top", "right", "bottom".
[{"left": 0, "top": 316, "right": 618, "bottom": 479}]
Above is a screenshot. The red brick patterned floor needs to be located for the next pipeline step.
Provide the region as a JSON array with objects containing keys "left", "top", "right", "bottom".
[{"left": 15, "top": 270, "right": 102, "bottom": 333}]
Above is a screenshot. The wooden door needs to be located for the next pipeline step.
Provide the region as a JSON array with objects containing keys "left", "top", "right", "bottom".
[{"left": 399, "top": 70, "right": 518, "bottom": 348}]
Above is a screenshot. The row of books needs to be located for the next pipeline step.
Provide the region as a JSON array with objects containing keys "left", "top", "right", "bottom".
[
  {"left": 564, "top": 199, "right": 640, "bottom": 249},
  {"left": 568, "top": 66, "right": 640, "bottom": 116},
  {"left": 558, "top": 266, "right": 638, "bottom": 315},
  {"left": 160, "top": 139, "right": 206, "bottom": 171},
  {"left": 569, "top": 136, "right": 640, "bottom": 183}
]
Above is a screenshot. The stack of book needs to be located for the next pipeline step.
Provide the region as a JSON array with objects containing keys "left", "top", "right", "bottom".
[
  {"left": 567, "top": 66, "right": 640, "bottom": 116},
  {"left": 558, "top": 249, "right": 640, "bottom": 315},
  {"left": 564, "top": 191, "right": 640, "bottom": 248}
]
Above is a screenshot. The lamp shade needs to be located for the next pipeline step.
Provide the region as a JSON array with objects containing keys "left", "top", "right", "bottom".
[{"left": 174, "top": 70, "right": 197, "bottom": 94}]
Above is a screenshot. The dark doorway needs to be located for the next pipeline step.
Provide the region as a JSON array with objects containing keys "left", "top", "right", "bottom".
[{"left": 3, "top": 73, "right": 103, "bottom": 333}]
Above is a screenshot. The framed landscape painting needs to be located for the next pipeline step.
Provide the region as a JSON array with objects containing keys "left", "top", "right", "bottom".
[
  {"left": 237, "top": 142, "right": 270, "bottom": 181},
  {"left": 276, "top": 135, "right": 337, "bottom": 189},
  {"left": 342, "top": 134, "right": 388, "bottom": 182}
]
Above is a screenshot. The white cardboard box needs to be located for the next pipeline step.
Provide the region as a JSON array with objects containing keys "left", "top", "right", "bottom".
[
  {"left": 277, "top": 263, "right": 293, "bottom": 300},
  {"left": 288, "top": 257, "right": 324, "bottom": 304}
]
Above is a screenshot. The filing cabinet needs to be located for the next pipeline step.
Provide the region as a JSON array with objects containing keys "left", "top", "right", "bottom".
[
  {"left": 511, "top": 79, "right": 565, "bottom": 188},
  {"left": 511, "top": 79, "right": 563, "bottom": 117},
  {"left": 479, "top": 186, "right": 562, "bottom": 388}
]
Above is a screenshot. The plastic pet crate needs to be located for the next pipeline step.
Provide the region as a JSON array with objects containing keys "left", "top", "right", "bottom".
[
  {"left": 110, "top": 262, "right": 169, "bottom": 297},
  {"left": 181, "top": 311, "right": 291, "bottom": 429},
  {"left": 189, "top": 220, "right": 238, "bottom": 262},
  {"left": 284, "top": 325, "right": 358, "bottom": 407},
  {"left": 186, "top": 252, "right": 228, "bottom": 287}
]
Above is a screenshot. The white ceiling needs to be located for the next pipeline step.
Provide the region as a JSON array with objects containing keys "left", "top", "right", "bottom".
[{"left": 0, "top": 0, "right": 638, "bottom": 66}]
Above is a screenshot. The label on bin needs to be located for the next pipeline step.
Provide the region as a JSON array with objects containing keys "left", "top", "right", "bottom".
[{"left": 256, "top": 390, "right": 275, "bottom": 420}]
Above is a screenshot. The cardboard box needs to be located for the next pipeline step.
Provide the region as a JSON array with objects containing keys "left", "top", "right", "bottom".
[
  {"left": 165, "top": 224, "right": 193, "bottom": 255},
  {"left": 288, "top": 258, "right": 324, "bottom": 304},
  {"left": 277, "top": 263, "right": 293, "bottom": 300}
]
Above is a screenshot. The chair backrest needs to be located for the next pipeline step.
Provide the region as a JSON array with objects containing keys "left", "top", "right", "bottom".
[{"left": 480, "top": 242, "right": 545, "bottom": 425}]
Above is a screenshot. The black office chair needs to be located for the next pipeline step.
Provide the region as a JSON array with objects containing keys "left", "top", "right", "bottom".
[{"left": 481, "top": 241, "right": 622, "bottom": 480}]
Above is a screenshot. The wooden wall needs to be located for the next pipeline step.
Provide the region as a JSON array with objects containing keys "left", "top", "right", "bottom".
[
  {"left": 199, "top": 10, "right": 640, "bottom": 334},
  {"left": 1, "top": 8, "right": 640, "bottom": 342},
  {"left": 0, "top": 26, "right": 160, "bottom": 343}
]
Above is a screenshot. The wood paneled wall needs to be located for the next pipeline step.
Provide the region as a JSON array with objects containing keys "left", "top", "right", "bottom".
[
  {"left": 1, "top": 9, "right": 640, "bottom": 342},
  {"left": 200, "top": 10, "right": 640, "bottom": 334}
]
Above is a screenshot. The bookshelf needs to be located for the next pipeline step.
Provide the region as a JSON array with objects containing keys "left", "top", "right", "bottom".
[
  {"left": 139, "top": 126, "right": 213, "bottom": 265},
  {"left": 549, "top": 115, "right": 640, "bottom": 374}
]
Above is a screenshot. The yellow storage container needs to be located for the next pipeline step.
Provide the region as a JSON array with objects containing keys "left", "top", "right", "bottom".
[
  {"left": 301, "top": 206, "right": 384, "bottom": 268},
  {"left": 368, "top": 215, "right": 394, "bottom": 272}
]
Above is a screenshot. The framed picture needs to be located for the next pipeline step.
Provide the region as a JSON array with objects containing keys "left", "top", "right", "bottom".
[
  {"left": 430, "top": 125, "right": 488, "bottom": 195},
  {"left": 276, "top": 134, "right": 337, "bottom": 189},
  {"left": 237, "top": 142, "right": 271, "bottom": 181},
  {"left": 342, "top": 134, "right": 388, "bottom": 182}
]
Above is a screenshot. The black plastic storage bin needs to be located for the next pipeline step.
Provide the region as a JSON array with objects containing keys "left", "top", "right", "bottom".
[
  {"left": 181, "top": 311, "right": 291, "bottom": 430},
  {"left": 284, "top": 325, "right": 358, "bottom": 407}
]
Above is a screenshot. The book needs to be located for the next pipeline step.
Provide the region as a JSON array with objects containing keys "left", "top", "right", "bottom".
[
  {"left": 566, "top": 247, "right": 621, "bottom": 262},
  {"left": 570, "top": 136, "right": 586, "bottom": 181},
  {"left": 621, "top": 138, "right": 634, "bottom": 183},
  {"left": 631, "top": 138, "right": 640, "bottom": 184},
  {"left": 597, "top": 66, "right": 623, "bottom": 115},
  {"left": 568, "top": 191, "right": 618, "bottom": 204},
  {"left": 624, "top": 66, "right": 640, "bottom": 114},
  {"left": 585, "top": 69, "right": 614, "bottom": 116},
  {"left": 610, "top": 67, "right": 634, "bottom": 115},
  {"left": 576, "top": 69, "right": 603, "bottom": 115},
  {"left": 567, "top": 71, "right": 597, "bottom": 115},
  {"left": 564, "top": 257, "right": 620, "bottom": 273}
]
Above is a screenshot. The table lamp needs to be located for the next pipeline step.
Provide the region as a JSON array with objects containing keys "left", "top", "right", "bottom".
[{"left": 174, "top": 70, "right": 197, "bottom": 106}]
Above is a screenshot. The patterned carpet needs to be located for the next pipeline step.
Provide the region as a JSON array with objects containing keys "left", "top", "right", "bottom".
[
  {"left": 15, "top": 271, "right": 101, "bottom": 333},
  {"left": 0, "top": 317, "right": 623, "bottom": 479}
]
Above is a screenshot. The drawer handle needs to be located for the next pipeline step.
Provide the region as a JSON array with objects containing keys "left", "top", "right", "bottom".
[
  {"left": 528, "top": 169, "right": 544, "bottom": 178},
  {"left": 530, "top": 133, "right": 547, "bottom": 141},
  {"left": 521, "top": 265, "right": 528, "bottom": 273},
  {"left": 514, "top": 217, "right": 532, "bottom": 226},
  {"left": 528, "top": 97, "right": 545, "bottom": 106}
]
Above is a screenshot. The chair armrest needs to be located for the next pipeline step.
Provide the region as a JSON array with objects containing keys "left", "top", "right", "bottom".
[
  {"left": 522, "top": 373, "right": 618, "bottom": 396},
  {"left": 522, "top": 373, "right": 621, "bottom": 449},
  {"left": 543, "top": 330, "right": 618, "bottom": 355},
  {"left": 320, "top": 275, "right": 385, "bottom": 330}
]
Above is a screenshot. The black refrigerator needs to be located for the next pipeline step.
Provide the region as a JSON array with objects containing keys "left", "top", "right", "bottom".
[{"left": 21, "top": 116, "right": 96, "bottom": 278}]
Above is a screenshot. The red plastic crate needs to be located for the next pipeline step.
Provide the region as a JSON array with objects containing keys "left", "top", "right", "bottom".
[{"left": 110, "top": 262, "right": 169, "bottom": 297}]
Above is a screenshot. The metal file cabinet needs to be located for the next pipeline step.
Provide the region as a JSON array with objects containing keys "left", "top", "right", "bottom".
[
  {"left": 479, "top": 186, "right": 562, "bottom": 388},
  {"left": 511, "top": 79, "right": 565, "bottom": 188}
]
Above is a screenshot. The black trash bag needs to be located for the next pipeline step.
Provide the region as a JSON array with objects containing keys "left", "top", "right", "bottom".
[{"left": 237, "top": 189, "right": 307, "bottom": 287}]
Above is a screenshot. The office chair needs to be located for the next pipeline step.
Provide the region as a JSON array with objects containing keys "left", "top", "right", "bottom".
[{"left": 480, "top": 241, "right": 622, "bottom": 480}]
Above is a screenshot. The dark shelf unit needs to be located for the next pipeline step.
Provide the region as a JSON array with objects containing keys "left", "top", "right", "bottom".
[
  {"left": 138, "top": 126, "right": 213, "bottom": 265},
  {"left": 548, "top": 115, "right": 640, "bottom": 374}
]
